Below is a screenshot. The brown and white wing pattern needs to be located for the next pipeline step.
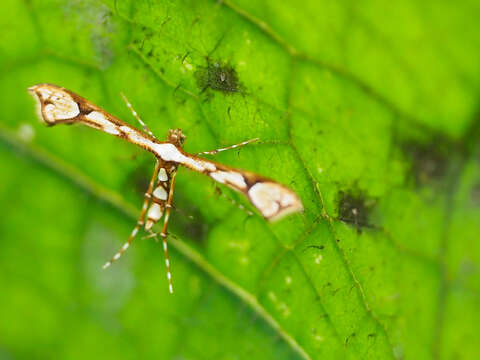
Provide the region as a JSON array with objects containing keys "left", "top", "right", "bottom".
[
  {"left": 171, "top": 154, "right": 304, "bottom": 221},
  {"left": 246, "top": 180, "right": 303, "bottom": 221},
  {"left": 208, "top": 164, "right": 303, "bottom": 222},
  {"left": 28, "top": 83, "right": 160, "bottom": 152}
]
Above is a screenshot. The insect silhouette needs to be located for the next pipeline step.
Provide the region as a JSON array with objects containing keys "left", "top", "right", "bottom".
[{"left": 29, "top": 84, "right": 303, "bottom": 293}]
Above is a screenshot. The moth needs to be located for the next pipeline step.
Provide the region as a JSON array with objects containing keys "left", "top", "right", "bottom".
[{"left": 28, "top": 83, "right": 303, "bottom": 293}]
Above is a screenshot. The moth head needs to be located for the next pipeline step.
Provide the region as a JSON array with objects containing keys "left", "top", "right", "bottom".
[
  {"left": 28, "top": 84, "right": 80, "bottom": 125},
  {"left": 167, "top": 128, "right": 186, "bottom": 147}
]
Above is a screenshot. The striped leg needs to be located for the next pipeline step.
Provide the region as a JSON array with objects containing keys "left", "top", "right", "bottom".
[
  {"left": 102, "top": 160, "right": 161, "bottom": 269},
  {"left": 120, "top": 92, "right": 157, "bottom": 139},
  {"left": 157, "top": 170, "right": 177, "bottom": 294},
  {"left": 196, "top": 137, "right": 259, "bottom": 156}
]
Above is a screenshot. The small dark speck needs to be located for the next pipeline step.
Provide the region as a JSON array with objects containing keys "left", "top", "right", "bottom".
[
  {"left": 337, "top": 190, "right": 375, "bottom": 232},
  {"left": 305, "top": 245, "right": 324, "bottom": 252},
  {"left": 345, "top": 332, "right": 356, "bottom": 346}
]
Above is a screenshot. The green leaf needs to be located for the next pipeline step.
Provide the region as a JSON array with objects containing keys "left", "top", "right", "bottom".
[{"left": 1, "top": 0, "right": 479, "bottom": 359}]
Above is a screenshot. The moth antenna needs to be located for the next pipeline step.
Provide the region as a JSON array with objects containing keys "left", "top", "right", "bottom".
[
  {"left": 102, "top": 161, "right": 161, "bottom": 269},
  {"left": 120, "top": 92, "right": 156, "bottom": 139},
  {"left": 197, "top": 137, "right": 259, "bottom": 155}
]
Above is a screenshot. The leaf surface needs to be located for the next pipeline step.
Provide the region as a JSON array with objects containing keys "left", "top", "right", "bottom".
[{"left": 0, "top": 0, "right": 479, "bottom": 359}]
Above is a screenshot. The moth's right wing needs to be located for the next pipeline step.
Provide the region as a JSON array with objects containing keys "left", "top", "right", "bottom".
[{"left": 178, "top": 153, "right": 304, "bottom": 222}]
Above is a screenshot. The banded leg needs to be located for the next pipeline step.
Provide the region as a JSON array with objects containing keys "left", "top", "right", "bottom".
[
  {"left": 158, "top": 170, "right": 178, "bottom": 294},
  {"left": 102, "top": 160, "right": 161, "bottom": 269},
  {"left": 120, "top": 92, "right": 156, "bottom": 139},
  {"left": 141, "top": 203, "right": 194, "bottom": 225},
  {"left": 196, "top": 137, "right": 259, "bottom": 156}
]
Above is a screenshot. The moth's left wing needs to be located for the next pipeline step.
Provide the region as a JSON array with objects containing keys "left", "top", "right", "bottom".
[{"left": 28, "top": 83, "right": 162, "bottom": 153}]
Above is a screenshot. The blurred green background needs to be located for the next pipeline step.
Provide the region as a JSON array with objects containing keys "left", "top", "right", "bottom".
[{"left": 1, "top": 0, "right": 479, "bottom": 359}]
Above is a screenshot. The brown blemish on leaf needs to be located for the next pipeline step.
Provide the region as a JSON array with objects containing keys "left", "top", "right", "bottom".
[
  {"left": 471, "top": 183, "right": 480, "bottom": 206},
  {"left": 402, "top": 140, "right": 449, "bottom": 186},
  {"left": 124, "top": 161, "right": 152, "bottom": 196},
  {"left": 194, "top": 60, "right": 242, "bottom": 95},
  {"left": 170, "top": 193, "right": 209, "bottom": 245},
  {"left": 337, "top": 190, "right": 375, "bottom": 232}
]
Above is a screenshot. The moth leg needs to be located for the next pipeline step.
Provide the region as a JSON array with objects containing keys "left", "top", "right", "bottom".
[
  {"left": 143, "top": 203, "right": 193, "bottom": 224},
  {"left": 102, "top": 160, "right": 161, "bottom": 269},
  {"left": 196, "top": 137, "right": 259, "bottom": 156},
  {"left": 120, "top": 92, "right": 156, "bottom": 139},
  {"left": 157, "top": 170, "right": 177, "bottom": 294}
]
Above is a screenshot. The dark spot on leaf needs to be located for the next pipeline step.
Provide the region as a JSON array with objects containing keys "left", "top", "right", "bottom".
[
  {"left": 306, "top": 245, "right": 324, "bottom": 251},
  {"left": 471, "top": 183, "right": 480, "bottom": 205},
  {"left": 345, "top": 332, "right": 356, "bottom": 346},
  {"left": 171, "top": 195, "right": 209, "bottom": 245},
  {"left": 181, "top": 52, "right": 190, "bottom": 63},
  {"left": 123, "top": 159, "right": 151, "bottom": 196},
  {"left": 402, "top": 139, "right": 449, "bottom": 186},
  {"left": 337, "top": 190, "right": 375, "bottom": 232},
  {"left": 194, "top": 60, "right": 242, "bottom": 95},
  {"left": 367, "top": 332, "right": 378, "bottom": 348},
  {"left": 175, "top": 215, "right": 209, "bottom": 245}
]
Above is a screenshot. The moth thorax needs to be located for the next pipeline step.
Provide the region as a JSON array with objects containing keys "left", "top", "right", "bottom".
[{"left": 167, "top": 128, "right": 186, "bottom": 147}]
